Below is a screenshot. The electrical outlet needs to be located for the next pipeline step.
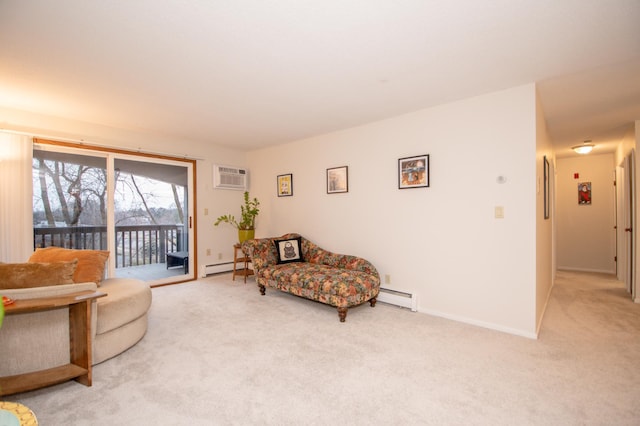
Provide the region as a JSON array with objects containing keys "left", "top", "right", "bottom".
[
  {"left": 218, "top": 253, "right": 223, "bottom": 260},
  {"left": 385, "top": 274, "right": 391, "bottom": 284},
  {"left": 206, "top": 249, "right": 211, "bottom": 256},
  {"left": 204, "top": 208, "right": 209, "bottom": 216}
]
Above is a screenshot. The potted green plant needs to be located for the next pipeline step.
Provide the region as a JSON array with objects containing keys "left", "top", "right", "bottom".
[{"left": 214, "top": 191, "right": 260, "bottom": 243}]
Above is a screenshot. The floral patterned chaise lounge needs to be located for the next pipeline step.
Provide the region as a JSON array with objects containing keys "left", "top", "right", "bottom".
[{"left": 242, "top": 233, "right": 380, "bottom": 322}]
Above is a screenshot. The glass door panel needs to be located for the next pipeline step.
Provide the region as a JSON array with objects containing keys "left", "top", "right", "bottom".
[
  {"left": 112, "top": 157, "right": 192, "bottom": 283},
  {"left": 33, "top": 148, "right": 108, "bottom": 250}
]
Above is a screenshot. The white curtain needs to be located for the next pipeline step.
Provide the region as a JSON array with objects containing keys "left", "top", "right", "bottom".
[{"left": 0, "top": 132, "right": 33, "bottom": 262}]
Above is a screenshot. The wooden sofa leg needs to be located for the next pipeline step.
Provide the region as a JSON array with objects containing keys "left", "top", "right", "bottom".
[
  {"left": 258, "top": 284, "right": 266, "bottom": 295},
  {"left": 337, "top": 307, "right": 347, "bottom": 322},
  {"left": 369, "top": 297, "right": 377, "bottom": 307}
]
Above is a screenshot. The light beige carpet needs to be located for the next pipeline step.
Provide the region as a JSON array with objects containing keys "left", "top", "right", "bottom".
[{"left": 6, "top": 270, "right": 640, "bottom": 425}]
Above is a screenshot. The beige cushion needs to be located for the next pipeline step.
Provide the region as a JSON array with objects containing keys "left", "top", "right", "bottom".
[
  {"left": 96, "top": 278, "right": 152, "bottom": 335},
  {"left": 1, "top": 282, "right": 98, "bottom": 300},
  {"left": 0, "top": 260, "right": 78, "bottom": 289},
  {"left": 94, "top": 315, "right": 148, "bottom": 365},
  {"left": 29, "top": 247, "right": 109, "bottom": 285}
]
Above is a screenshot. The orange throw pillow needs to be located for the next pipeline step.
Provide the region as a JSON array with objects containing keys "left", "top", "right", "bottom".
[
  {"left": 29, "top": 247, "right": 110, "bottom": 285},
  {"left": 0, "top": 260, "right": 78, "bottom": 289}
]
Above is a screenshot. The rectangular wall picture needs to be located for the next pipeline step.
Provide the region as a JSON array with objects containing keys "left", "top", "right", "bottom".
[
  {"left": 277, "top": 173, "right": 293, "bottom": 197},
  {"left": 399, "top": 154, "right": 429, "bottom": 189},
  {"left": 578, "top": 182, "right": 591, "bottom": 204},
  {"left": 326, "top": 166, "right": 348, "bottom": 194}
]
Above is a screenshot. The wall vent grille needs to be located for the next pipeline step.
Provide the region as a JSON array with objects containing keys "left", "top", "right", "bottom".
[{"left": 213, "top": 164, "right": 247, "bottom": 190}]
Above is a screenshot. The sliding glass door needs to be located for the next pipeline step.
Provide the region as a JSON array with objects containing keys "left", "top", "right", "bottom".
[
  {"left": 32, "top": 141, "right": 195, "bottom": 285},
  {"left": 112, "top": 157, "right": 192, "bottom": 282}
]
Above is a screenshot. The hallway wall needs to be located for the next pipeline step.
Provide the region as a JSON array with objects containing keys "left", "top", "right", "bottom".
[{"left": 556, "top": 153, "right": 616, "bottom": 273}]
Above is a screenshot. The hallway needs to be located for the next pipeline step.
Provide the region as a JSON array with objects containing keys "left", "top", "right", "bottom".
[
  {"left": 542, "top": 270, "right": 639, "bottom": 337},
  {"left": 535, "top": 269, "right": 640, "bottom": 423}
]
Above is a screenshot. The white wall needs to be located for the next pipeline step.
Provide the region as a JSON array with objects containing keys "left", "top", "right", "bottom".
[
  {"left": 247, "top": 84, "right": 539, "bottom": 337},
  {"left": 535, "top": 92, "right": 554, "bottom": 333},
  {"left": 556, "top": 154, "right": 616, "bottom": 273}
]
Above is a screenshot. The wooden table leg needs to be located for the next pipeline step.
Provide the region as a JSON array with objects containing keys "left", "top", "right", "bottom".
[{"left": 69, "top": 299, "right": 93, "bottom": 386}]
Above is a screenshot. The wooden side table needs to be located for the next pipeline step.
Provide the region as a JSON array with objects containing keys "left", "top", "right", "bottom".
[
  {"left": 0, "top": 290, "right": 106, "bottom": 396},
  {"left": 232, "top": 243, "right": 254, "bottom": 283}
]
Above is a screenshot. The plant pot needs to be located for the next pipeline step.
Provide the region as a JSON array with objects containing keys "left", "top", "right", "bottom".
[{"left": 238, "top": 229, "right": 255, "bottom": 243}]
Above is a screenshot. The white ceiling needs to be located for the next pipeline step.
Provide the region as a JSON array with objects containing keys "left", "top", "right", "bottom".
[{"left": 1, "top": 1, "right": 639, "bottom": 155}]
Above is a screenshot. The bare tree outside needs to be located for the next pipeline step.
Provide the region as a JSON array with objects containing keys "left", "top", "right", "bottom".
[{"left": 33, "top": 155, "right": 107, "bottom": 227}]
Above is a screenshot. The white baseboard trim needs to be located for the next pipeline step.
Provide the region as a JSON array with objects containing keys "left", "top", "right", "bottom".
[
  {"left": 535, "top": 280, "right": 555, "bottom": 337},
  {"left": 419, "top": 307, "right": 538, "bottom": 340},
  {"left": 557, "top": 266, "right": 616, "bottom": 275},
  {"left": 200, "top": 262, "right": 234, "bottom": 277}
]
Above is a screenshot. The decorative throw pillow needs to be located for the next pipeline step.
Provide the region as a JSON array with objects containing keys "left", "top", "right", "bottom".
[
  {"left": 274, "top": 237, "right": 303, "bottom": 264},
  {"left": 0, "top": 260, "right": 78, "bottom": 289},
  {"left": 29, "top": 247, "right": 110, "bottom": 285}
]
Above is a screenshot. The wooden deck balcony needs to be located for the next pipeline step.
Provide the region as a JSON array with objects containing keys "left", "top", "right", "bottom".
[{"left": 33, "top": 224, "right": 187, "bottom": 281}]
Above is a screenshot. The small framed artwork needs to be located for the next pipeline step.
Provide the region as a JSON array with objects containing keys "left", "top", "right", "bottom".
[
  {"left": 327, "top": 166, "right": 348, "bottom": 194},
  {"left": 578, "top": 182, "right": 591, "bottom": 205},
  {"left": 398, "top": 154, "right": 429, "bottom": 189},
  {"left": 543, "top": 156, "right": 550, "bottom": 219},
  {"left": 277, "top": 173, "right": 293, "bottom": 197}
]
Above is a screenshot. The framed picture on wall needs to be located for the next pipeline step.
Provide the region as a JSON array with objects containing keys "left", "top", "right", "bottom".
[
  {"left": 326, "top": 166, "right": 348, "bottom": 194},
  {"left": 277, "top": 173, "right": 293, "bottom": 197},
  {"left": 398, "top": 154, "right": 429, "bottom": 189},
  {"left": 578, "top": 182, "right": 591, "bottom": 205},
  {"left": 544, "top": 156, "right": 550, "bottom": 219}
]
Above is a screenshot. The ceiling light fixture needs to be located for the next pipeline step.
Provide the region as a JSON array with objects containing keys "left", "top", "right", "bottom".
[{"left": 572, "top": 140, "right": 595, "bottom": 155}]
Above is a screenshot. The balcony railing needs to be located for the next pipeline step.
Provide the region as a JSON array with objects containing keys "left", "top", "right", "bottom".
[{"left": 33, "top": 224, "right": 185, "bottom": 268}]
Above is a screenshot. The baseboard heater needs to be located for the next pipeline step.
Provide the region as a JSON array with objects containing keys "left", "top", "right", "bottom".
[
  {"left": 377, "top": 287, "right": 417, "bottom": 312},
  {"left": 200, "top": 262, "right": 234, "bottom": 277}
]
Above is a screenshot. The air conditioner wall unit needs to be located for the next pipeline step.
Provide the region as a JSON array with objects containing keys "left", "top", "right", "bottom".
[{"left": 213, "top": 164, "right": 248, "bottom": 190}]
